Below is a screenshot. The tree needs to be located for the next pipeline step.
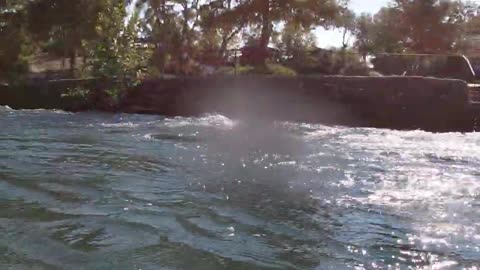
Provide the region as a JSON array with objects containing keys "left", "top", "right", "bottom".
[
  {"left": 393, "top": 0, "right": 466, "bottom": 53},
  {"left": 353, "top": 13, "right": 374, "bottom": 61},
  {"left": 464, "top": 12, "right": 480, "bottom": 36},
  {"left": 353, "top": 0, "right": 475, "bottom": 57},
  {"left": 336, "top": 7, "right": 356, "bottom": 50},
  {"left": 274, "top": 23, "right": 316, "bottom": 69},
  {"left": 272, "top": 23, "right": 317, "bottom": 72},
  {"left": 133, "top": 0, "right": 206, "bottom": 74},
  {"left": 83, "top": 0, "right": 150, "bottom": 81},
  {"left": 353, "top": 7, "right": 405, "bottom": 56},
  {"left": 216, "top": 0, "right": 346, "bottom": 65},
  {"left": 26, "top": 0, "right": 107, "bottom": 74},
  {"left": 198, "top": 0, "right": 246, "bottom": 60},
  {"left": 453, "top": 1, "right": 480, "bottom": 53},
  {"left": 0, "top": 0, "right": 32, "bottom": 80},
  {"left": 276, "top": 24, "right": 316, "bottom": 58}
]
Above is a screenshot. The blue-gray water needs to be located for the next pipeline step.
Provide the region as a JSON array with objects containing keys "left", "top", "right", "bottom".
[{"left": 1, "top": 105, "right": 479, "bottom": 270}]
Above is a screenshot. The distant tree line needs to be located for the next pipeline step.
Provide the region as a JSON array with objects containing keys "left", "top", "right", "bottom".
[
  {"left": 353, "top": 0, "right": 480, "bottom": 56},
  {"left": 1, "top": 0, "right": 480, "bottom": 82}
]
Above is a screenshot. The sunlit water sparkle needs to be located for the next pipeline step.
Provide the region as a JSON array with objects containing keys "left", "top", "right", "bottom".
[{"left": 0, "top": 106, "right": 479, "bottom": 269}]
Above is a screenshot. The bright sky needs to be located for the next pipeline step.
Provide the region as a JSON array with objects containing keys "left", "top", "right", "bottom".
[
  {"left": 349, "top": 0, "right": 390, "bottom": 14},
  {"left": 316, "top": 0, "right": 391, "bottom": 48}
]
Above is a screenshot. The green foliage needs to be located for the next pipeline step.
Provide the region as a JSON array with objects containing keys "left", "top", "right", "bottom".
[
  {"left": 61, "top": 86, "right": 90, "bottom": 99},
  {"left": 133, "top": 0, "right": 205, "bottom": 74},
  {"left": 392, "top": 0, "right": 464, "bottom": 53},
  {"left": 454, "top": 2, "right": 480, "bottom": 53},
  {"left": 261, "top": 63, "right": 297, "bottom": 77},
  {"left": 218, "top": 64, "right": 296, "bottom": 76},
  {"left": 60, "top": 86, "right": 91, "bottom": 110},
  {"left": 354, "top": 0, "right": 474, "bottom": 55},
  {"left": 275, "top": 24, "right": 316, "bottom": 60},
  {"left": 215, "top": 0, "right": 346, "bottom": 64},
  {"left": 0, "top": 0, "right": 32, "bottom": 81},
  {"left": 283, "top": 49, "right": 369, "bottom": 76},
  {"left": 38, "top": 0, "right": 153, "bottom": 107},
  {"left": 353, "top": 8, "right": 405, "bottom": 55},
  {"left": 217, "top": 65, "right": 254, "bottom": 75},
  {"left": 4, "top": 0, "right": 480, "bottom": 83},
  {"left": 351, "top": 0, "right": 480, "bottom": 57},
  {"left": 26, "top": 0, "right": 108, "bottom": 73},
  {"left": 336, "top": 7, "right": 356, "bottom": 48},
  {"left": 198, "top": 0, "right": 244, "bottom": 57},
  {"left": 104, "top": 87, "right": 122, "bottom": 103},
  {"left": 82, "top": 1, "right": 151, "bottom": 100}
]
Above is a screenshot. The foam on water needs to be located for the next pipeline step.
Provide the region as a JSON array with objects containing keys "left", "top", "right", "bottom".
[
  {"left": 305, "top": 126, "right": 480, "bottom": 268},
  {"left": 101, "top": 122, "right": 140, "bottom": 128},
  {"left": 164, "top": 114, "right": 238, "bottom": 129},
  {"left": 10, "top": 107, "right": 73, "bottom": 114}
]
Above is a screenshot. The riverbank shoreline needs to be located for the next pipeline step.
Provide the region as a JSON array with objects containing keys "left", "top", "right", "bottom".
[{"left": 1, "top": 75, "right": 479, "bottom": 132}]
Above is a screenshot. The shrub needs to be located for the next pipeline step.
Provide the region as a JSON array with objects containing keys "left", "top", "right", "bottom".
[
  {"left": 216, "top": 64, "right": 296, "bottom": 76},
  {"left": 216, "top": 65, "right": 255, "bottom": 75},
  {"left": 283, "top": 49, "right": 370, "bottom": 76},
  {"left": 262, "top": 63, "right": 297, "bottom": 76}
]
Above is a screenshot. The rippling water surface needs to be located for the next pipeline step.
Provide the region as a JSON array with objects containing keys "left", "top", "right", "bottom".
[{"left": 1, "top": 106, "right": 480, "bottom": 270}]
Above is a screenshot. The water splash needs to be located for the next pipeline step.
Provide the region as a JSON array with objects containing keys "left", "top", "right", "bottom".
[{"left": 0, "top": 105, "right": 13, "bottom": 111}]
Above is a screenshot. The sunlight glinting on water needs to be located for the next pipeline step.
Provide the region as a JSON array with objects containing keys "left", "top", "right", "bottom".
[{"left": 0, "top": 107, "right": 479, "bottom": 269}]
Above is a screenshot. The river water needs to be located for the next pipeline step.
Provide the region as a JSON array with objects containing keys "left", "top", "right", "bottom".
[{"left": 0, "top": 106, "right": 479, "bottom": 270}]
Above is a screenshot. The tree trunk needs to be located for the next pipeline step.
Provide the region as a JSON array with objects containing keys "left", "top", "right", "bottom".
[
  {"left": 220, "top": 38, "right": 228, "bottom": 62},
  {"left": 220, "top": 25, "right": 243, "bottom": 63},
  {"left": 258, "top": 0, "right": 271, "bottom": 66},
  {"left": 69, "top": 49, "right": 76, "bottom": 77},
  {"left": 222, "top": 0, "right": 233, "bottom": 61},
  {"left": 179, "top": 3, "right": 194, "bottom": 75},
  {"left": 342, "top": 28, "right": 349, "bottom": 49},
  {"left": 62, "top": 30, "right": 67, "bottom": 70},
  {"left": 154, "top": 43, "right": 166, "bottom": 76}
]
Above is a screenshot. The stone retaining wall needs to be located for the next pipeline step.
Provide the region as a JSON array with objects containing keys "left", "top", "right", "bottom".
[
  {"left": 0, "top": 78, "right": 118, "bottom": 111},
  {"left": 0, "top": 76, "right": 476, "bottom": 132},
  {"left": 120, "top": 76, "right": 475, "bottom": 132}
]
